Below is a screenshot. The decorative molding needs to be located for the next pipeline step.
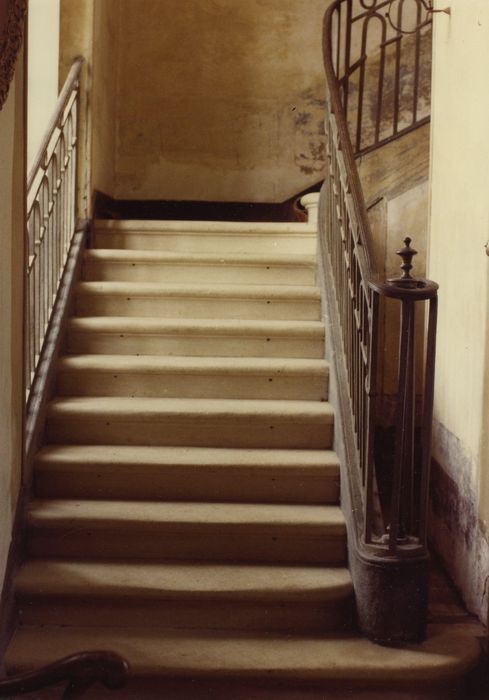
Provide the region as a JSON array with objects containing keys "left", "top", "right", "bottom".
[{"left": 0, "top": 0, "right": 26, "bottom": 111}]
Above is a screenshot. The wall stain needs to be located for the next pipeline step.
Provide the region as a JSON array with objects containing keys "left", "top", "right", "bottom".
[
  {"left": 429, "top": 419, "right": 489, "bottom": 620},
  {"left": 295, "top": 112, "right": 312, "bottom": 127},
  {"left": 293, "top": 86, "right": 326, "bottom": 178}
]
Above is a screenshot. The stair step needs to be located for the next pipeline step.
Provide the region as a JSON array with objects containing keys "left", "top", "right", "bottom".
[
  {"left": 75, "top": 282, "right": 321, "bottom": 321},
  {"left": 66, "top": 317, "right": 325, "bottom": 358},
  {"left": 26, "top": 500, "right": 346, "bottom": 564},
  {"left": 83, "top": 249, "right": 317, "bottom": 285},
  {"left": 56, "top": 355, "right": 329, "bottom": 400},
  {"left": 93, "top": 219, "right": 317, "bottom": 255},
  {"left": 16, "top": 560, "right": 353, "bottom": 633},
  {"left": 5, "top": 624, "right": 481, "bottom": 699},
  {"left": 34, "top": 446, "right": 340, "bottom": 503},
  {"left": 45, "top": 397, "right": 334, "bottom": 449}
]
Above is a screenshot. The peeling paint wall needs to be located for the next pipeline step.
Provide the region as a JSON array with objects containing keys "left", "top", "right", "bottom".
[
  {"left": 428, "top": 0, "right": 489, "bottom": 624},
  {"left": 111, "top": 0, "right": 329, "bottom": 202}
]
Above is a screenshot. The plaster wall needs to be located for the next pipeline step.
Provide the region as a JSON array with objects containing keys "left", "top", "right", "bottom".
[
  {"left": 428, "top": 0, "right": 489, "bottom": 622},
  {"left": 59, "top": 0, "right": 94, "bottom": 217},
  {"left": 27, "top": 0, "right": 60, "bottom": 168},
  {"left": 112, "top": 0, "right": 328, "bottom": 203},
  {"left": 0, "top": 61, "right": 25, "bottom": 584},
  {"left": 91, "top": 0, "right": 118, "bottom": 198}
]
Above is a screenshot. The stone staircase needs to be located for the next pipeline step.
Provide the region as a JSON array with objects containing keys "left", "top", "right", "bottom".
[{"left": 5, "top": 204, "right": 482, "bottom": 698}]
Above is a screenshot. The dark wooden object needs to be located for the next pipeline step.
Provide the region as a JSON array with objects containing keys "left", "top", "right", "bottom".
[
  {"left": 0, "top": 0, "right": 26, "bottom": 110},
  {"left": 0, "top": 652, "right": 129, "bottom": 698}
]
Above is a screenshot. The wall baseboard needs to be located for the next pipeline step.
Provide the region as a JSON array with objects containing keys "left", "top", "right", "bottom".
[{"left": 92, "top": 187, "right": 322, "bottom": 223}]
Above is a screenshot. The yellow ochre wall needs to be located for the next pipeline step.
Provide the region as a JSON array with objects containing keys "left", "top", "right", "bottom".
[
  {"left": 114, "top": 0, "right": 327, "bottom": 202},
  {"left": 62, "top": 0, "right": 329, "bottom": 204},
  {"left": 428, "top": 0, "right": 489, "bottom": 623},
  {"left": 0, "top": 57, "right": 25, "bottom": 585},
  {"left": 60, "top": 0, "right": 119, "bottom": 216}
]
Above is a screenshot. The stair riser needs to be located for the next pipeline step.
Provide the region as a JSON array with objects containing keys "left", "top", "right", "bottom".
[
  {"left": 45, "top": 415, "right": 334, "bottom": 449},
  {"left": 26, "top": 527, "right": 346, "bottom": 564},
  {"left": 19, "top": 598, "right": 354, "bottom": 634},
  {"left": 66, "top": 331, "right": 325, "bottom": 359},
  {"left": 56, "top": 370, "right": 328, "bottom": 401},
  {"left": 34, "top": 466, "right": 340, "bottom": 504},
  {"left": 75, "top": 294, "right": 321, "bottom": 321},
  {"left": 83, "top": 261, "right": 316, "bottom": 286},
  {"left": 66, "top": 677, "right": 469, "bottom": 700},
  {"left": 93, "top": 232, "right": 316, "bottom": 255}
]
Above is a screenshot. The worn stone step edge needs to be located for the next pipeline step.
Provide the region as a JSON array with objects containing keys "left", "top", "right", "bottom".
[
  {"left": 57, "top": 355, "right": 329, "bottom": 377},
  {"left": 34, "top": 445, "right": 340, "bottom": 472},
  {"left": 34, "top": 445, "right": 340, "bottom": 504},
  {"left": 46, "top": 396, "right": 335, "bottom": 422},
  {"left": 75, "top": 281, "right": 321, "bottom": 300},
  {"left": 26, "top": 499, "right": 345, "bottom": 530},
  {"left": 84, "top": 249, "right": 316, "bottom": 267},
  {"left": 94, "top": 219, "right": 317, "bottom": 234},
  {"left": 15, "top": 560, "right": 352, "bottom": 603},
  {"left": 26, "top": 501, "right": 346, "bottom": 563},
  {"left": 5, "top": 624, "right": 482, "bottom": 684},
  {"left": 65, "top": 317, "right": 326, "bottom": 359},
  {"left": 66, "top": 316, "right": 325, "bottom": 337}
]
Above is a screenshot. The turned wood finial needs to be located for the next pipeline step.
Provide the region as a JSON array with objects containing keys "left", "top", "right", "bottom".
[
  {"left": 388, "top": 237, "right": 418, "bottom": 287},
  {"left": 398, "top": 237, "right": 417, "bottom": 280}
]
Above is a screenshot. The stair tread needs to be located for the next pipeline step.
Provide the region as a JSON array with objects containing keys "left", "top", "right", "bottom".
[
  {"left": 94, "top": 219, "right": 316, "bottom": 234},
  {"left": 6, "top": 624, "right": 481, "bottom": 682},
  {"left": 16, "top": 560, "right": 352, "bottom": 601},
  {"left": 76, "top": 281, "right": 320, "bottom": 298},
  {"left": 67, "top": 316, "right": 325, "bottom": 335},
  {"left": 58, "top": 354, "right": 329, "bottom": 375},
  {"left": 27, "top": 499, "right": 345, "bottom": 529},
  {"left": 47, "top": 396, "right": 335, "bottom": 420},
  {"left": 35, "top": 445, "right": 340, "bottom": 470},
  {"left": 85, "top": 249, "right": 315, "bottom": 266}
]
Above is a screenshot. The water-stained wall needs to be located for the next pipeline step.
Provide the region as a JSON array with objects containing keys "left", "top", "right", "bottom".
[{"left": 95, "top": 0, "right": 329, "bottom": 203}]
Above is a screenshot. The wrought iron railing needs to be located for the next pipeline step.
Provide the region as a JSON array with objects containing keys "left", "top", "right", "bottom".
[
  {"left": 321, "top": 0, "right": 437, "bottom": 561},
  {"left": 330, "top": 0, "right": 432, "bottom": 157},
  {"left": 25, "top": 57, "right": 83, "bottom": 399}
]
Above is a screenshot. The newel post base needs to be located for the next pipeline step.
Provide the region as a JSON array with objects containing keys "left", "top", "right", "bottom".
[
  {"left": 300, "top": 193, "right": 319, "bottom": 227},
  {"left": 350, "top": 544, "right": 429, "bottom": 645}
]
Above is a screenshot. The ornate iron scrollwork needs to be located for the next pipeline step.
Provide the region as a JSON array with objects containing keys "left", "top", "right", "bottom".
[{"left": 386, "top": 0, "right": 449, "bottom": 35}]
